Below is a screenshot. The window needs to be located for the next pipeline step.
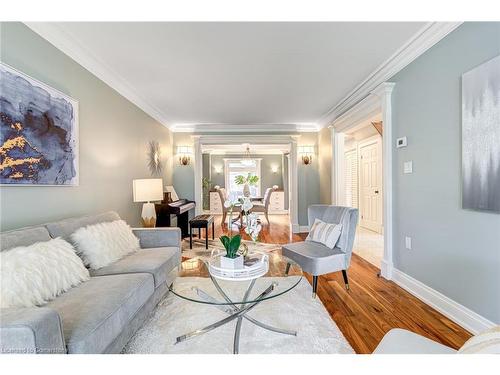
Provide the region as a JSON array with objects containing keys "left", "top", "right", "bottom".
[{"left": 224, "top": 158, "right": 262, "bottom": 198}]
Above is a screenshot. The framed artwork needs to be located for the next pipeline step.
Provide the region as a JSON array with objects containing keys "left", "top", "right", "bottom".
[
  {"left": 462, "top": 55, "right": 500, "bottom": 213},
  {"left": 0, "top": 63, "right": 79, "bottom": 186}
]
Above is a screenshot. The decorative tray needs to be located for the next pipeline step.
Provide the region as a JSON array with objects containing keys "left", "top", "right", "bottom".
[{"left": 208, "top": 253, "right": 269, "bottom": 281}]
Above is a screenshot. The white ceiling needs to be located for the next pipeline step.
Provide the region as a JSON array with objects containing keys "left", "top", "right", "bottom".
[{"left": 31, "top": 22, "right": 427, "bottom": 130}]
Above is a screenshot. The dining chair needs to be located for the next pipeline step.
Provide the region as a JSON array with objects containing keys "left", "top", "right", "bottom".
[
  {"left": 249, "top": 187, "right": 274, "bottom": 224},
  {"left": 216, "top": 187, "right": 242, "bottom": 226}
]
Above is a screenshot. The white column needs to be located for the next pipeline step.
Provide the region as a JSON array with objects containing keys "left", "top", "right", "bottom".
[
  {"left": 290, "top": 137, "right": 299, "bottom": 233},
  {"left": 331, "top": 128, "right": 346, "bottom": 206},
  {"left": 192, "top": 136, "right": 202, "bottom": 215},
  {"left": 372, "top": 82, "right": 395, "bottom": 280}
]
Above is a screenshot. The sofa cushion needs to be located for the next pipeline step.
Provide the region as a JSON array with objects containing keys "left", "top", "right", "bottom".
[
  {"left": 46, "top": 273, "right": 154, "bottom": 354},
  {"left": 282, "top": 241, "right": 346, "bottom": 275},
  {"left": 90, "top": 247, "right": 180, "bottom": 287},
  {"left": 0, "top": 226, "right": 51, "bottom": 251},
  {"left": 373, "top": 328, "right": 456, "bottom": 354},
  {"left": 458, "top": 326, "right": 500, "bottom": 354},
  {"left": 71, "top": 220, "right": 140, "bottom": 270},
  {"left": 306, "top": 218, "right": 342, "bottom": 249},
  {"left": 1, "top": 238, "right": 89, "bottom": 308},
  {"left": 45, "top": 211, "right": 120, "bottom": 242}
]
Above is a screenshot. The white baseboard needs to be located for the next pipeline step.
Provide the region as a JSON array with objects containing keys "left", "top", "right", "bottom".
[
  {"left": 295, "top": 225, "right": 309, "bottom": 233},
  {"left": 392, "top": 268, "right": 496, "bottom": 334},
  {"left": 268, "top": 210, "right": 289, "bottom": 215},
  {"left": 292, "top": 224, "right": 308, "bottom": 233},
  {"left": 380, "top": 259, "right": 393, "bottom": 280}
]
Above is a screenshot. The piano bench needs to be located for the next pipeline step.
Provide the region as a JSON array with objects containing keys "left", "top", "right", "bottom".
[{"left": 189, "top": 215, "right": 215, "bottom": 249}]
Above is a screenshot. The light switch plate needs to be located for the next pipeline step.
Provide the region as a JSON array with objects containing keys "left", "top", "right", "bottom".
[
  {"left": 405, "top": 236, "right": 412, "bottom": 250},
  {"left": 404, "top": 161, "right": 413, "bottom": 174}
]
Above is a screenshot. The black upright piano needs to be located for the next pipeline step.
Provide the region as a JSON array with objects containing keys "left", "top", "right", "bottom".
[{"left": 155, "top": 191, "right": 195, "bottom": 238}]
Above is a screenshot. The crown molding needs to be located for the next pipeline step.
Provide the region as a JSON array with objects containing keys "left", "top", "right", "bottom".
[
  {"left": 319, "top": 22, "right": 463, "bottom": 128},
  {"left": 170, "top": 123, "right": 320, "bottom": 133},
  {"left": 24, "top": 22, "right": 171, "bottom": 128},
  {"left": 330, "top": 82, "right": 396, "bottom": 132}
]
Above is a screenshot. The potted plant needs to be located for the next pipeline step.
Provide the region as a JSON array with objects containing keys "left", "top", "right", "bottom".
[
  {"left": 219, "top": 199, "right": 244, "bottom": 269},
  {"left": 234, "top": 173, "right": 259, "bottom": 197},
  {"left": 201, "top": 177, "right": 212, "bottom": 211}
]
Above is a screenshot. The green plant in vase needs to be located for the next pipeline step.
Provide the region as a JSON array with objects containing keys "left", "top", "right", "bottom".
[
  {"left": 219, "top": 198, "right": 244, "bottom": 268},
  {"left": 234, "top": 173, "right": 259, "bottom": 197}
]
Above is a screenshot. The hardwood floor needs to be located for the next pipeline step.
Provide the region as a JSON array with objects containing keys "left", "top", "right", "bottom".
[{"left": 211, "top": 214, "right": 472, "bottom": 354}]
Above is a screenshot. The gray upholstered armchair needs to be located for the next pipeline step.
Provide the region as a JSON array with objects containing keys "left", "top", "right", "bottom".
[{"left": 282, "top": 205, "right": 359, "bottom": 298}]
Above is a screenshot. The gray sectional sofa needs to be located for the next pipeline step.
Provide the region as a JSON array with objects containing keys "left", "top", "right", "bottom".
[{"left": 0, "top": 211, "right": 181, "bottom": 354}]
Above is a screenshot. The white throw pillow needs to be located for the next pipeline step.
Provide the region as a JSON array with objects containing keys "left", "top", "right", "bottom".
[
  {"left": 71, "top": 220, "right": 140, "bottom": 270},
  {"left": 306, "top": 218, "right": 343, "bottom": 249},
  {"left": 0, "top": 238, "right": 90, "bottom": 308}
]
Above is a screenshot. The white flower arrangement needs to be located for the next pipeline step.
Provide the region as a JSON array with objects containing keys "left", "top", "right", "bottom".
[{"left": 245, "top": 212, "right": 262, "bottom": 242}]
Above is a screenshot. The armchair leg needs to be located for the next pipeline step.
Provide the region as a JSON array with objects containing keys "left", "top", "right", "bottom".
[
  {"left": 312, "top": 275, "right": 318, "bottom": 299},
  {"left": 342, "top": 270, "right": 350, "bottom": 290},
  {"left": 221, "top": 211, "right": 227, "bottom": 227},
  {"left": 285, "top": 262, "right": 291, "bottom": 276}
]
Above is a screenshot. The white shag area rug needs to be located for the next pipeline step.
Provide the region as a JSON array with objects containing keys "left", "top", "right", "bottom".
[{"left": 123, "top": 277, "right": 354, "bottom": 354}]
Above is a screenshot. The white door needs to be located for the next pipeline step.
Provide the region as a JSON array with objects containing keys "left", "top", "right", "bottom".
[{"left": 359, "top": 138, "right": 383, "bottom": 233}]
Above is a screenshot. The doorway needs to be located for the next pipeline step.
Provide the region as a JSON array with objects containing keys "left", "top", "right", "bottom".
[
  {"left": 331, "top": 82, "right": 395, "bottom": 279},
  {"left": 343, "top": 118, "right": 384, "bottom": 268},
  {"left": 194, "top": 137, "right": 297, "bottom": 235}
]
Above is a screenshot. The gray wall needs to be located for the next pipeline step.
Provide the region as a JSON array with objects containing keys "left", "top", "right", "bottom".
[
  {"left": 0, "top": 23, "right": 173, "bottom": 231},
  {"left": 390, "top": 22, "right": 500, "bottom": 323}
]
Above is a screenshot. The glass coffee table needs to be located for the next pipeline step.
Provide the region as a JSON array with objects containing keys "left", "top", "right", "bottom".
[{"left": 169, "top": 250, "right": 303, "bottom": 354}]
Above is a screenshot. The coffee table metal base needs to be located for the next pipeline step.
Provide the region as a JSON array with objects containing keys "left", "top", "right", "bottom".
[{"left": 174, "top": 277, "right": 297, "bottom": 354}]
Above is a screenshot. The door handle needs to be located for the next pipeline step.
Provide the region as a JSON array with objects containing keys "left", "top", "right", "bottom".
[{"left": 374, "top": 190, "right": 379, "bottom": 194}]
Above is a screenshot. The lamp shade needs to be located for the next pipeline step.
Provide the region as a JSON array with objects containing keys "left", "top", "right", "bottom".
[
  {"left": 298, "top": 145, "right": 314, "bottom": 154},
  {"left": 177, "top": 146, "right": 192, "bottom": 155},
  {"left": 133, "top": 178, "right": 163, "bottom": 202}
]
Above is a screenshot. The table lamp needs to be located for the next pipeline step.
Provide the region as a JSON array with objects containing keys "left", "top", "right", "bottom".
[{"left": 133, "top": 178, "right": 163, "bottom": 227}]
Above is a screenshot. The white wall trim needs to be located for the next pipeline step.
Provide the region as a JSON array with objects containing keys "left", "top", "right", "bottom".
[
  {"left": 171, "top": 123, "right": 320, "bottom": 133},
  {"left": 330, "top": 82, "right": 395, "bottom": 280},
  {"left": 319, "top": 22, "right": 462, "bottom": 127},
  {"left": 331, "top": 93, "right": 382, "bottom": 132},
  {"left": 392, "top": 268, "right": 496, "bottom": 335},
  {"left": 25, "top": 22, "right": 171, "bottom": 128},
  {"left": 192, "top": 136, "right": 202, "bottom": 215},
  {"left": 331, "top": 129, "right": 345, "bottom": 206},
  {"left": 374, "top": 82, "right": 395, "bottom": 280},
  {"left": 297, "top": 225, "right": 310, "bottom": 233}
]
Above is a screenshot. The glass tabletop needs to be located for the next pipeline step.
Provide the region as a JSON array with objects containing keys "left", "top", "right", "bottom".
[{"left": 169, "top": 250, "right": 303, "bottom": 305}]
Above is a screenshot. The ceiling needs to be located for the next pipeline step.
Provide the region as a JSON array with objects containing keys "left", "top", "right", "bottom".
[{"left": 30, "top": 22, "right": 427, "bottom": 130}]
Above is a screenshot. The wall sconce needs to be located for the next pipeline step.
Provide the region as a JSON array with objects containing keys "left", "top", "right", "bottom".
[
  {"left": 214, "top": 165, "right": 223, "bottom": 174},
  {"left": 271, "top": 165, "right": 279, "bottom": 174},
  {"left": 177, "top": 146, "right": 192, "bottom": 166},
  {"left": 298, "top": 145, "right": 314, "bottom": 165}
]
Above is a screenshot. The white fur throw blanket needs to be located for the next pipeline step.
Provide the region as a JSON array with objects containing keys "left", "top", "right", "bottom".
[
  {"left": 71, "top": 220, "right": 140, "bottom": 270},
  {"left": 0, "top": 238, "right": 90, "bottom": 308}
]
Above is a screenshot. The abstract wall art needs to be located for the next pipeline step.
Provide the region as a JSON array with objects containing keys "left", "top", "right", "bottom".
[
  {"left": 0, "top": 63, "right": 79, "bottom": 186},
  {"left": 462, "top": 55, "right": 500, "bottom": 213}
]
